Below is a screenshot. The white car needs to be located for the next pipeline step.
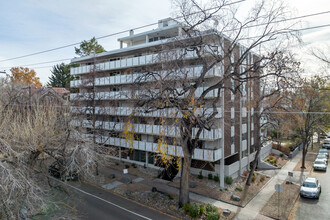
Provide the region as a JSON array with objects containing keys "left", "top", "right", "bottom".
[
  {"left": 318, "top": 149, "right": 329, "bottom": 158},
  {"left": 313, "top": 159, "right": 327, "bottom": 172},
  {"left": 300, "top": 177, "right": 321, "bottom": 199},
  {"left": 322, "top": 139, "right": 330, "bottom": 149},
  {"left": 316, "top": 154, "right": 328, "bottom": 164}
]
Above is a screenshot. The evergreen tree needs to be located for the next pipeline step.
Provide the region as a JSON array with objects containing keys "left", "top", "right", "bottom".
[
  {"left": 47, "top": 63, "right": 76, "bottom": 89},
  {"left": 75, "top": 37, "right": 106, "bottom": 56}
]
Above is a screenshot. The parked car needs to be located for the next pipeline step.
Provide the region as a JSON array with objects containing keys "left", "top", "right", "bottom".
[
  {"left": 316, "top": 154, "right": 328, "bottom": 164},
  {"left": 300, "top": 177, "right": 321, "bottom": 199},
  {"left": 318, "top": 149, "right": 329, "bottom": 158},
  {"left": 322, "top": 138, "right": 330, "bottom": 149},
  {"left": 313, "top": 159, "right": 327, "bottom": 171},
  {"left": 48, "top": 162, "right": 78, "bottom": 181}
]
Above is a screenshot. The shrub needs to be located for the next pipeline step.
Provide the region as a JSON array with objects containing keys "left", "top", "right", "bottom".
[
  {"left": 125, "top": 164, "right": 130, "bottom": 169},
  {"left": 251, "top": 176, "right": 256, "bottom": 182},
  {"left": 115, "top": 162, "right": 119, "bottom": 166},
  {"left": 208, "top": 173, "right": 213, "bottom": 180},
  {"left": 200, "top": 205, "right": 205, "bottom": 215},
  {"left": 207, "top": 211, "right": 220, "bottom": 220},
  {"left": 189, "top": 203, "right": 200, "bottom": 218},
  {"left": 225, "top": 176, "right": 233, "bottom": 185},
  {"left": 143, "top": 164, "right": 147, "bottom": 169},
  {"left": 132, "top": 163, "right": 137, "bottom": 168},
  {"left": 270, "top": 158, "right": 277, "bottom": 166},
  {"left": 280, "top": 153, "right": 284, "bottom": 157},
  {"left": 214, "top": 174, "right": 220, "bottom": 182},
  {"left": 183, "top": 203, "right": 190, "bottom": 213},
  {"left": 260, "top": 176, "right": 265, "bottom": 182},
  {"left": 205, "top": 204, "right": 217, "bottom": 213},
  {"left": 225, "top": 188, "right": 228, "bottom": 191},
  {"left": 198, "top": 170, "right": 203, "bottom": 179},
  {"left": 235, "top": 187, "right": 243, "bottom": 191},
  {"left": 268, "top": 156, "right": 275, "bottom": 161},
  {"left": 168, "top": 194, "right": 174, "bottom": 200}
]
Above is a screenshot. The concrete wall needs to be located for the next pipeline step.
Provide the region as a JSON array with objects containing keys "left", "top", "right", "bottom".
[
  {"left": 289, "top": 144, "right": 302, "bottom": 158},
  {"left": 260, "top": 141, "right": 272, "bottom": 160}
]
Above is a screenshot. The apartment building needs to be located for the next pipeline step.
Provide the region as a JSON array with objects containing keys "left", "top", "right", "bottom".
[{"left": 70, "top": 18, "right": 268, "bottom": 187}]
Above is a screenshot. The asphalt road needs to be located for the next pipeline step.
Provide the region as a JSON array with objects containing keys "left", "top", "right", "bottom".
[
  {"left": 294, "top": 155, "right": 330, "bottom": 220},
  {"left": 56, "top": 180, "right": 177, "bottom": 220}
]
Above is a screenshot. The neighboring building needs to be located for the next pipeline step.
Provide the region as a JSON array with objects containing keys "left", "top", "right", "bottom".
[
  {"left": 70, "top": 18, "right": 268, "bottom": 186},
  {"left": 30, "top": 86, "right": 70, "bottom": 106}
]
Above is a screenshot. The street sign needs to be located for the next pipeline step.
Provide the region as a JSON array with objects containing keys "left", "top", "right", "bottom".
[
  {"left": 123, "top": 169, "right": 128, "bottom": 174},
  {"left": 275, "top": 184, "right": 283, "bottom": 192}
]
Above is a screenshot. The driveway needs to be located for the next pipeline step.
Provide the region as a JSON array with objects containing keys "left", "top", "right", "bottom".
[{"left": 294, "top": 159, "right": 330, "bottom": 220}]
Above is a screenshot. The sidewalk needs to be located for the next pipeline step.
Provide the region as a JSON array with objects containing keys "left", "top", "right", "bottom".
[
  {"left": 233, "top": 152, "right": 307, "bottom": 220},
  {"left": 96, "top": 152, "right": 307, "bottom": 220}
]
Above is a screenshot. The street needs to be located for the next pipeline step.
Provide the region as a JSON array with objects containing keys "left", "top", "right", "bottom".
[
  {"left": 294, "top": 155, "right": 330, "bottom": 220},
  {"left": 53, "top": 179, "right": 177, "bottom": 220}
]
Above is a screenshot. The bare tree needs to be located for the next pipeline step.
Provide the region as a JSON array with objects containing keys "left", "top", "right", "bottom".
[
  {"left": 0, "top": 81, "right": 100, "bottom": 219},
  {"left": 71, "top": 57, "right": 131, "bottom": 175},
  {"left": 311, "top": 45, "right": 330, "bottom": 66},
  {"left": 130, "top": 0, "right": 300, "bottom": 206},
  {"left": 245, "top": 52, "right": 301, "bottom": 185}
]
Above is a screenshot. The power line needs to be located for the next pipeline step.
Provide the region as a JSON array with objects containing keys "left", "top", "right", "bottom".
[
  {"left": 2, "top": 11, "right": 329, "bottom": 69},
  {"left": 3, "top": 103, "right": 330, "bottom": 114},
  {"left": 0, "top": 2, "right": 328, "bottom": 63},
  {"left": 1, "top": 58, "right": 72, "bottom": 69},
  {"left": 0, "top": 0, "right": 246, "bottom": 63},
  {"left": 2, "top": 22, "right": 330, "bottom": 71}
]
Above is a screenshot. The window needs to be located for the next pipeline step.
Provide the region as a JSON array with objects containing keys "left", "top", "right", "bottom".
[{"left": 242, "top": 133, "right": 247, "bottom": 141}]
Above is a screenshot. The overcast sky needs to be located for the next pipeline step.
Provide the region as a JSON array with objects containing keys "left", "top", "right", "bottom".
[{"left": 0, "top": 0, "right": 329, "bottom": 84}]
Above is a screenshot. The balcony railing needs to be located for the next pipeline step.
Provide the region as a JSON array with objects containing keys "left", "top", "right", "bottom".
[
  {"left": 72, "top": 120, "right": 222, "bottom": 140},
  {"left": 70, "top": 65, "right": 224, "bottom": 88},
  {"left": 70, "top": 106, "right": 222, "bottom": 118},
  {"left": 84, "top": 134, "right": 223, "bottom": 161},
  {"left": 70, "top": 86, "right": 220, "bottom": 101}
]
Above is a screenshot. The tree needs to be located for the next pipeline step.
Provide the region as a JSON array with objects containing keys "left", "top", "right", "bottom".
[
  {"left": 285, "top": 76, "right": 329, "bottom": 169},
  {"left": 47, "top": 63, "right": 77, "bottom": 89},
  {"left": 311, "top": 45, "right": 330, "bottom": 66},
  {"left": 70, "top": 58, "right": 125, "bottom": 175},
  {"left": 245, "top": 52, "right": 300, "bottom": 185},
  {"left": 10, "top": 67, "right": 42, "bottom": 87},
  {"left": 75, "top": 37, "right": 106, "bottom": 57},
  {"left": 0, "top": 81, "right": 101, "bottom": 219},
  {"left": 130, "top": 0, "right": 300, "bottom": 206}
]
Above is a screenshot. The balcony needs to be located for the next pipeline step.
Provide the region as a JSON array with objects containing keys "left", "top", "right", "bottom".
[
  {"left": 72, "top": 119, "right": 222, "bottom": 141},
  {"left": 86, "top": 134, "right": 223, "bottom": 161},
  {"left": 70, "top": 86, "right": 220, "bottom": 101},
  {"left": 70, "top": 65, "right": 224, "bottom": 88}
]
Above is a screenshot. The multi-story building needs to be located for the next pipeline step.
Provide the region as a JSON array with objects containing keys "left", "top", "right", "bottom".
[{"left": 70, "top": 18, "right": 270, "bottom": 187}]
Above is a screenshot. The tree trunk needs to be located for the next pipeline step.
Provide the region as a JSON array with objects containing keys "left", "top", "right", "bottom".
[
  {"left": 301, "top": 144, "right": 307, "bottom": 169},
  {"left": 246, "top": 146, "right": 260, "bottom": 186},
  {"left": 179, "top": 146, "right": 192, "bottom": 207}
]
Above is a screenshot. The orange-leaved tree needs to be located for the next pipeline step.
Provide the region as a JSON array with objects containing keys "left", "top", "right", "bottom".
[{"left": 10, "top": 67, "right": 42, "bottom": 87}]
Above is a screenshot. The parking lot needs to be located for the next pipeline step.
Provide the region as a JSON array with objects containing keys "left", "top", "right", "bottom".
[{"left": 294, "top": 150, "right": 330, "bottom": 220}]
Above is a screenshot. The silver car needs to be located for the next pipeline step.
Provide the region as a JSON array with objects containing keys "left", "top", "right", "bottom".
[
  {"left": 318, "top": 149, "right": 329, "bottom": 158},
  {"left": 313, "top": 159, "right": 327, "bottom": 171},
  {"left": 316, "top": 154, "right": 328, "bottom": 164},
  {"left": 322, "top": 139, "right": 330, "bottom": 149},
  {"left": 300, "top": 177, "right": 321, "bottom": 199}
]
